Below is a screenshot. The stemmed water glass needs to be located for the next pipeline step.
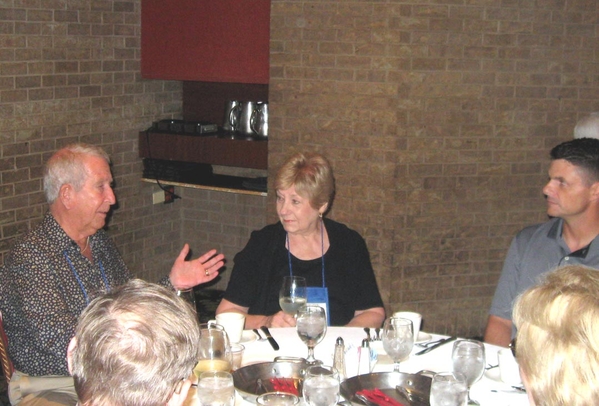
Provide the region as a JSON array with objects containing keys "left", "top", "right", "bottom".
[
  {"left": 279, "top": 276, "right": 307, "bottom": 315},
  {"left": 451, "top": 339, "right": 485, "bottom": 405},
  {"left": 296, "top": 304, "right": 327, "bottom": 365},
  {"left": 381, "top": 316, "right": 414, "bottom": 372}
]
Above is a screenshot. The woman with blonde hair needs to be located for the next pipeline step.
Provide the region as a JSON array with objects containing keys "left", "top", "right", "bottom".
[
  {"left": 513, "top": 264, "right": 599, "bottom": 405},
  {"left": 216, "top": 151, "right": 385, "bottom": 328}
]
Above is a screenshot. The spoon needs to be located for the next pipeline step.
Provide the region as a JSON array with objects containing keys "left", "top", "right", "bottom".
[
  {"left": 396, "top": 385, "right": 426, "bottom": 403},
  {"left": 355, "top": 393, "right": 378, "bottom": 406}
]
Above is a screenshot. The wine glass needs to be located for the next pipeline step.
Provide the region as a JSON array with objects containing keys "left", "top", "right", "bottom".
[
  {"left": 176, "top": 288, "right": 197, "bottom": 310},
  {"left": 296, "top": 305, "right": 327, "bottom": 364},
  {"left": 303, "top": 365, "right": 340, "bottom": 406},
  {"left": 451, "top": 340, "right": 485, "bottom": 405},
  {"left": 194, "top": 322, "right": 231, "bottom": 377},
  {"left": 279, "top": 276, "right": 307, "bottom": 315},
  {"left": 381, "top": 316, "right": 414, "bottom": 372}
]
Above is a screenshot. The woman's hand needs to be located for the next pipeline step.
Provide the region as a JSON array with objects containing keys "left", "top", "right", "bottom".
[{"left": 267, "top": 311, "right": 297, "bottom": 327}]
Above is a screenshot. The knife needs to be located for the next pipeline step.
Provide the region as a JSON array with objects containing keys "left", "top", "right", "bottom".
[
  {"left": 414, "top": 336, "right": 456, "bottom": 356},
  {"left": 260, "top": 326, "right": 280, "bottom": 351}
]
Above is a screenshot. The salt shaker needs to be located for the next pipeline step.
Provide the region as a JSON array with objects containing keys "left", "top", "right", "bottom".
[
  {"left": 333, "top": 336, "right": 347, "bottom": 381},
  {"left": 358, "top": 338, "right": 371, "bottom": 375}
]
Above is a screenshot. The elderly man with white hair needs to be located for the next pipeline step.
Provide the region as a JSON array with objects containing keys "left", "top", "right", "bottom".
[{"left": 574, "top": 112, "right": 599, "bottom": 139}]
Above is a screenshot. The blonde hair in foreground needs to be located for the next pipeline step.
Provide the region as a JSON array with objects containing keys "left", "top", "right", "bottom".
[
  {"left": 70, "top": 279, "right": 200, "bottom": 406},
  {"left": 513, "top": 265, "right": 599, "bottom": 406}
]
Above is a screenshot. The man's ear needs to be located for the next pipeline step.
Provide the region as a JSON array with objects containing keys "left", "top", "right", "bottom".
[
  {"left": 590, "top": 181, "right": 599, "bottom": 201},
  {"left": 59, "top": 184, "right": 74, "bottom": 210},
  {"left": 67, "top": 337, "right": 77, "bottom": 375}
]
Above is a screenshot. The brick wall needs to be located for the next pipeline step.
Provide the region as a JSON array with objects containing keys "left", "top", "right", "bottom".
[
  {"left": 1, "top": 0, "right": 598, "bottom": 338},
  {"left": 0, "top": 1, "right": 265, "bottom": 292},
  {"left": 0, "top": 1, "right": 188, "bottom": 281},
  {"left": 268, "top": 0, "right": 598, "bottom": 337}
]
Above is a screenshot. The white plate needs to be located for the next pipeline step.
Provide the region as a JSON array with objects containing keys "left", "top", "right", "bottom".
[
  {"left": 239, "top": 330, "right": 258, "bottom": 344},
  {"left": 415, "top": 331, "right": 432, "bottom": 344}
]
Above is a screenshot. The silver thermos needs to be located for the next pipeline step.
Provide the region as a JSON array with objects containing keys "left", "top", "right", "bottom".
[
  {"left": 223, "top": 100, "right": 241, "bottom": 132},
  {"left": 251, "top": 102, "right": 268, "bottom": 138},
  {"left": 238, "top": 101, "right": 257, "bottom": 135}
]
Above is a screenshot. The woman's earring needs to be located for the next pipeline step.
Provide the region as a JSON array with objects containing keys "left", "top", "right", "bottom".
[{"left": 319, "top": 212, "right": 323, "bottom": 218}]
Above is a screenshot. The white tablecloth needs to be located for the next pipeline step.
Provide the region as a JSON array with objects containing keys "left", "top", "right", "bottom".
[{"left": 189, "top": 327, "right": 529, "bottom": 406}]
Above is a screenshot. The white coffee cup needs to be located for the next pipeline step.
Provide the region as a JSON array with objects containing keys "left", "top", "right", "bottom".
[
  {"left": 393, "top": 311, "right": 422, "bottom": 341},
  {"left": 215, "top": 312, "right": 246, "bottom": 344},
  {"left": 498, "top": 348, "right": 522, "bottom": 385}
]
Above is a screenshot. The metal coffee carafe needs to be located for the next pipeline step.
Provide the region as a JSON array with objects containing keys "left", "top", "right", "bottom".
[
  {"left": 250, "top": 102, "right": 268, "bottom": 138},
  {"left": 223, "top": 100, "right": 241, "bottom": 132},
  {"left": 238, "top": 101, "right": 257, "bottom": 135}
]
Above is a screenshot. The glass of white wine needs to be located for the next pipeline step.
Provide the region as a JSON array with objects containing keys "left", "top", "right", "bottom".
[
  {"left": 194, "top": 322, "right": 231, "bottom": 377},
  {"left": 279, "top": 276, "right": 307, "bottom": 315},
  {"left": 296, "top": 304, "right": 327, "bottom": 365}
]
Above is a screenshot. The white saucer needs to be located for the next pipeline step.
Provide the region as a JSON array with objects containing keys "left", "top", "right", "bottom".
[
  {"left": 239, "top": 330, "right": 257, "bottom": 344},
  {"left": 484, "top": 368, "right": 502, "bottom": 383},
  {"left": 484, "top": 368, "right": 522, "bottom": 386},
  {"left": 415, "top": 332, "right": 432, "bottom": 344}
]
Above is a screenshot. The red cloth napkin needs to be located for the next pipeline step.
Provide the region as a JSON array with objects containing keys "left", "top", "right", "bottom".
[
  {"left": 356, "top": 388, "right": 406, "bottom": 406},
  {"left": 269, "top": 378, "right": 299, "bottom": 396}
]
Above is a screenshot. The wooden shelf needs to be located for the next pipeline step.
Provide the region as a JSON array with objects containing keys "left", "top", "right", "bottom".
[
  {"left": 139, "top": 131, "right": 268, "bottom": 170},
  {"left": 142, "top": 178, "right": 267, "bottom": 197}
]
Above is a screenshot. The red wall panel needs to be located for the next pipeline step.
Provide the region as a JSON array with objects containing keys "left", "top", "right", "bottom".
[{"left": 141, "top": 0, "right": 270, "bottom": 84}]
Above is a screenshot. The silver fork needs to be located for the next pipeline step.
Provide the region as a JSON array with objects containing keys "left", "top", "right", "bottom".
[{"left": 253, "top": 328, "right": 267, "bottom": 341}]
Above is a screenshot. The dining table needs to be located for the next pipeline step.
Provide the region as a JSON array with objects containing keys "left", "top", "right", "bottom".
[{"left": 185, "top": 326, "right": 529, "bottom": 406}]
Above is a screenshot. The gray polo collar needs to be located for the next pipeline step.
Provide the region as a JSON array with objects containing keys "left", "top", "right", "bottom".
[{"left": 547, "top": 218, "right": 592, "bottom": 259}]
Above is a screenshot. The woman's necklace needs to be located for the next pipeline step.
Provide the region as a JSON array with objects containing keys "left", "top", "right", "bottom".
[
  {"left": 81, "top": 236, "right": 90, "bottom": 253},
  {"left": 287, "top": 218, "right": 326, "bottom": 287}
]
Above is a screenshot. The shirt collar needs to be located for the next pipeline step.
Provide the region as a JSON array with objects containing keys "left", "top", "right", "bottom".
[{"left": 548, "top": 217, "right": 593, "bottom": 259}]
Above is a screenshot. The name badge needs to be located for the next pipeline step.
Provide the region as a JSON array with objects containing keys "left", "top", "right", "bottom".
[{"left": 307, "top": 287, "right": 330, "bottom": 326}]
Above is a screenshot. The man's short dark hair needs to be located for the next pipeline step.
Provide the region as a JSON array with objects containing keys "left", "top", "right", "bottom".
[{"left": 550, "top": 138, "right": 599, "bottom": 183}]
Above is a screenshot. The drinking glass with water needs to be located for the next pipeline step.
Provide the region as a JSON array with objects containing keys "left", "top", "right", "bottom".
[
  {"left": 302, "top": 365, "right": 340, "bottom": 406},
  {"left": 430, "top": 372, "right": 468, "bottom": 406},
  {"left": 197, "top": 371, "right": 235, "bottom": 406},
  {"left": 296, "top": 305, "right": 327, "bottom": 364},
  {"left": 451, "top": 340, "right": 485, "bottom": 405}
]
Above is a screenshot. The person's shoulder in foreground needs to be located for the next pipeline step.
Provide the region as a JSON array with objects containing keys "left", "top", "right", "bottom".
[
  {"left": 513, "top": 264, "right": 599, "bottom": 406},
  {"left": 67, "top": 278, "right": 200, "bottom": 406}
]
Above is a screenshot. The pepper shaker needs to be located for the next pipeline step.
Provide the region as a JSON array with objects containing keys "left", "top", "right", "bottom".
[{"left": 333, "top": 336, "right": 347, "bottom": 381}]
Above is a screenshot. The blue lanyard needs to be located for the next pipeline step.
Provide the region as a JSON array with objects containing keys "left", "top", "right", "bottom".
[
  {"left": 286, "top": 218, "right": 326, "bottom": 288},
  {"left": 63, "top": 248, "right": 110, "bottom": 305}
]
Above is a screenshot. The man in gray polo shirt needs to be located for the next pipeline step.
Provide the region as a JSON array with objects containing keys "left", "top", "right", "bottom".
[{"left": 484, "top": 138, "right": 599, "bottom": 347}]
